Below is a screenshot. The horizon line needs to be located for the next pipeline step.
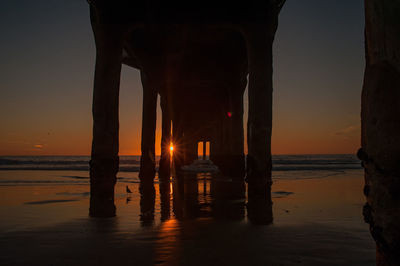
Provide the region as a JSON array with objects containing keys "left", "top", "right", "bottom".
[{"left": 0, "top": 153, "right": 358, "bottom": 157}]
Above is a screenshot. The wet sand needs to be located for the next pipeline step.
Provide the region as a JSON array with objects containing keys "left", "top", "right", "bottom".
[{"left": 0, "top": 170, "right": 375, "bottom": 265}]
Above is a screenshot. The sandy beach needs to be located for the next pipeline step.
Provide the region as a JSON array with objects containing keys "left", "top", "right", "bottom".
[{"left": 0, "top": 166, "right": 375, "bottom": 265}]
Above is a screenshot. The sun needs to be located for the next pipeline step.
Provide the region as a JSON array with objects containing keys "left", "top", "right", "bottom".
[{"left": 170, "top": 145, "right": 174, "bottom": 152}]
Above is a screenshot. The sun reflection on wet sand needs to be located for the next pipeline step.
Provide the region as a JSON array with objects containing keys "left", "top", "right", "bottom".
[{"left": 155, "top": 219, "right": 181, "bottom": 265}]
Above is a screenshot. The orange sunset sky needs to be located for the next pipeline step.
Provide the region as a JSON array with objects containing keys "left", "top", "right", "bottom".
[{"left": 0, "top": 1, "right": 364, "bottom": 156}]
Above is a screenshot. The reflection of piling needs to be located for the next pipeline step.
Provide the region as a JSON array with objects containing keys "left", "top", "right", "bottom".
[
  {"left": 183, "top": 174, "right": 200, "bottom": 219},
  {"left": 89, "top": 158, "right": 118, "bottom": 217},
  {"left": 89, "top": 186, "right": 116, "bottom": 218},
  {"left": 211, "top": 179, "right": 245, "bottom": 221},
  {"left": 139, "top": 179, "right": 156, "bottom": 226},
  {"left": 172, "top": 174, "right": 184, "bottom": 220},
  {"left": 246, "top": 182, "right": 273, "bottom": 225},
  {"left": 171, "top": 173, "right": 247, "bottom": 221},
  {"left": 159, "top": 180, "right": 171, "bottom": 221}
]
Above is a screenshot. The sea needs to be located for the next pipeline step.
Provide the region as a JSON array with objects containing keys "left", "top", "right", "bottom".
[{"left": 0, "top": 154, "right": 362, "bottom": 185}]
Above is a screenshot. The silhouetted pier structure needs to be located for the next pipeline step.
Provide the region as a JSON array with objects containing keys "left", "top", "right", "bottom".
[
  {"left": 88, "top": 1, "right": 285, "bottom": 185},
  {"left": 87, "top": 1, "right": 400, "bottom": 264}
]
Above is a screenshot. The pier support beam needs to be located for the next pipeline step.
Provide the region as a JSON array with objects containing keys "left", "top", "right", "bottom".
[
  {"left": 89, "top": 7, "right": 124, "bottom": 217},
  {"left": 243, "top": 24, "right": 275, "bottom": 184},
  {"left": 183, "top": 137, "right": 198, "bottom": 166},
  {"left": 202, "top": 141, "right": 207, "bottom": 160},
  {"left": 229, "top": 88, "right": 246, "bottom": 179},
  {"left": 139, "top": 72, "right": 158, "bottom": 181},
  {"left": 159, "top": 94, "right": 171, "bottom": 180},
  {"left": 172, "top": 112, "right": 184, "bottom": 173},
  {"left": 361, "top": 1, "right": 400, "bottom": 264},
  {"left": 241, "top": 2, "right": 284, "bottom": 184},
  {"left": 212, "top": 87, "right": 246, "bottom": 179}
]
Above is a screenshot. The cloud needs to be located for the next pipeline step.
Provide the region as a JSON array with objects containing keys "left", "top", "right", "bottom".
[{"left": 333, "top": 123, "right": 361, "bottom": 137}]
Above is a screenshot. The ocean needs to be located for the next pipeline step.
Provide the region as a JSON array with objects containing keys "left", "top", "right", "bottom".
[
  {"left": 0, "top": 154, "right": 361, "bottom": 185},
  {"left": 0, "top": 154, "right": 361, "bottom": 171}
]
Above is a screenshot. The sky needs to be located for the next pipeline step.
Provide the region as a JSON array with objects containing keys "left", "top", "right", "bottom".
[{"left": 0, "top": 0, "right": 365, "bottom": 156}]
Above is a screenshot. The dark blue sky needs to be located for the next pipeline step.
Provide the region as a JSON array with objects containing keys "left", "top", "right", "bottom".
[{"left": 0, "top": 0, "right": 365, "bottom": 155}]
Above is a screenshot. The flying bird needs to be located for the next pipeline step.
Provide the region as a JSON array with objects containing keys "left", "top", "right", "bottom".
[{"left": 126, "top": 185, "right": 132, "bottom": 194}]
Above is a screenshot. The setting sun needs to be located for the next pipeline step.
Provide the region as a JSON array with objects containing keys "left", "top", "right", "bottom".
[{"left": 170, "top": 145, "right": 174, "bottom": 152}]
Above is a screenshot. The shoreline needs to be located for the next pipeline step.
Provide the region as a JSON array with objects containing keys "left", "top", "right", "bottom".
[{"left": 0, "top": 169, "right": 375, "bottom": 265}]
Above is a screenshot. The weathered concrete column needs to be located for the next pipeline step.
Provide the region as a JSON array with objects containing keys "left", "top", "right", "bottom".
[
  {"left": 172, "top": 112, "right": 184, "bottom": 172},
  {"left": 213, "top": 90, "right": 245, "bottom": 178},
  {"left": 242, "top": 25, "right": 275, "bottom": 184},
  {"left": 361, "top": 1, "right": 400, "bottom": 264},
  {"left": 89, "top": 6, "right": 124, "bottom": 217},
  {"left": 241, "top": 2, "right": 284, "bottom": 184},
  {"left": 183, "top": 137, "right": 198, "bottom": 165},
  {"left": 209, "top": 138, "right": 219, "bottom": 166},
  {"left": 229, "top": 86, "right": 246, "bottom": 178},
  {"left": 139, "top": 72, "right": 158, "bottom": 180},
  {"left": 159, "top": 94, "right": 171, "bottom": 180}
]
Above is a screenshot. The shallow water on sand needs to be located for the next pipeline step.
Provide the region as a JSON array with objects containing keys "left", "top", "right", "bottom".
[{"left": 0, "top": 169, "right": 375, "bottom": 265}]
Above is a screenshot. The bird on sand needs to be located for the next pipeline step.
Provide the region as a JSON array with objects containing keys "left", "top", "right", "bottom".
[{"left": 126, "top": 185, "right": 132, "bottom": 194}]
